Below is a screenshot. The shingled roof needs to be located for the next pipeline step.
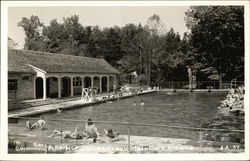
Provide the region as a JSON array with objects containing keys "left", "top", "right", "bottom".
[{"left": 8, "top": 49, "right": 120, "bottom": 74}]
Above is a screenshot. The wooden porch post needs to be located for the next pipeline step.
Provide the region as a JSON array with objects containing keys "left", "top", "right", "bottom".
[
  {"left": 58, "top": 76, "right": 61, "bottom": 98},
  {"left": 70, "top": 76, "right": 74, "bottom": 97},
  {"left": 91, "top": 76, "right": 94, "bottom": 89},
  {"left": 100, "top": 76, "right": 102, "bottom": 93},
  {"left": 107, "top": 76, "right": 110, "bottom": 92},
  {"left": 81, "top": 76, "right": 84, "bottom": 90},
  {"left": 33, "top": 76, "right": 36, "bottom": 99},
  {"left": 43, "top": 77, "right": 47, "bottom": 100}
]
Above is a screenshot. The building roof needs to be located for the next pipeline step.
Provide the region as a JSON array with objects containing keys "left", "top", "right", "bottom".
[{"left": 8, "top": 49, "right": 120, "bottom": 75}]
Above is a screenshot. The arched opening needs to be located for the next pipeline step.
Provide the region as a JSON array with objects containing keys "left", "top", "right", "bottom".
[
  {"left": 109, "top": 76, "right": 114, "bottom": 92},
  {"left": 61, "top": 77, "right": 71, "bottom": 97},
  {"left": 101, "top": 76, "right": 108, "bottom": 92},
  {"left": 84, "top": 76, "right": 91, "bottom": 88},
  {"left": 93, "top": 76, "right": 100, "bottom": 93},
  {"left": 46, "top": 77, "right": 58, "bottom": 98},
  {"left": 35, "top": 77, "right": 43, "bottom": 99},
  {"left": 73, "top": 76, "right": 82, "bottom": 96}
]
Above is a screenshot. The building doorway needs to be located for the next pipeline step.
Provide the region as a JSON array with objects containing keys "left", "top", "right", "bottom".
[
  {"left": 35, "top": 77, "right": 43, "bottom": 99},
  {"left": 46, "top": 77, "right": 58, "bottom": 98},
  {"left": 61, "top": 77, "right": 71, "bottom": 97},
  {"left": 84, "top": 77, "right": 91, "bottom": 88},
  {"left": 102, "top": 77, "right": 108, "bottom": 92}
]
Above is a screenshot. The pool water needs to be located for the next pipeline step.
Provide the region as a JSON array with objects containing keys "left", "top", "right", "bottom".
[{"left": 10, "top": 92, "right": 228, "bottom": 141}]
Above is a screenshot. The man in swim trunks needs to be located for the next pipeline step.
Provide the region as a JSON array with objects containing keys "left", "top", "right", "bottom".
[{"left": 85, "top": 119, "right": 99, "bottom": 142}]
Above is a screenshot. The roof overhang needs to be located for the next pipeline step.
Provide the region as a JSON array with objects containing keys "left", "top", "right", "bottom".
[{"left": 28, "top": 64, "right": 46, "bottom": 74}]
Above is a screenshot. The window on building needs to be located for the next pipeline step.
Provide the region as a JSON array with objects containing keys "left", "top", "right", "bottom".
[
  {"left": 8, "top": 79, "right": 18, "bottom": 90},
  {"left": 22, "top": 75, "right": 30, "bottom": 80},
  {"left": 73, "top": 77, "right": 82, "bottom": 86}
]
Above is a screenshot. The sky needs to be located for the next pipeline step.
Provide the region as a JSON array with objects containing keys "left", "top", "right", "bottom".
[{"left": 8, "top": 6, "right": 190, "bottom": 49}]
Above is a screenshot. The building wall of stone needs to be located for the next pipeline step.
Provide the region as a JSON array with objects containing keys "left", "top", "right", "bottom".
[
  {"left": 73, "top": 86, "right": 82, "bottom": 95},
  {"left": 8, "top": 74, "right": 34, "bottom": 100}
]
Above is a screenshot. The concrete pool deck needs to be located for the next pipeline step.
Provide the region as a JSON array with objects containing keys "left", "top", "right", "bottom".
[
  {"left": 8, "top": 90, "right": 156, "bottom": 118},
  {"left": 159, "top": 89, "right": 229, "bottom": 92},
  {"left": 8, "top": 131, "right": 244, "bottom": 154}
]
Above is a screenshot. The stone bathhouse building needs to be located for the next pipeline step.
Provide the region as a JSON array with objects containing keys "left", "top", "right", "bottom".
[{"left": 8, "top": 49, "right": 120, "bottom": 100}]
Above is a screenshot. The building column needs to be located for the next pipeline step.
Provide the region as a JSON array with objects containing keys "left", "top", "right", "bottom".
[
  {"left": 107, "top": 76, "right": 110, "bottom": 92},
  {"left": 58, "top": 76, "right": 61, "bottom": 98},
  {"left": 91, "top": 76, "right": 94, "bottom": 89},
  {"left": 43, "top": 77, "right": 47, "bottom": 100},
  {"left": 81, "top": 76, "right": 84, "bottom": 90},
  {"left": 70, "top": 76, "right": 74, "bottom": 97},
  {"left": 114, "top": 75, "right": 117, "bottom": 90},
  {"left": 99, "top": 76, "right": 102, "bottom": 93},
  {"left": 33, "top": 76, "right": 36, "bottom": 99}
]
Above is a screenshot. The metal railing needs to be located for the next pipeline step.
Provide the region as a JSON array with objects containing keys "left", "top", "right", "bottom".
[
  {"left": 8, "top": 116, "right": 244, "bottom": 153},
  {"left": 159, "top": 81, "right": 244, "bottom": 90}
]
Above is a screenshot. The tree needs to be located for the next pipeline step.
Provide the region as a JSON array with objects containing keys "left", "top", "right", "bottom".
[
  {"left": 42, "top": 19, "right": 66, "bottom": 53},
  {"left": 17, "top": 14, "right": 197, "bottom": 87},
  {"left": 8, "top": 37, "right": 18, "bottom": 49},
  {"left": 18, "top": 15, "right": 45, "bottom": 50},
  {"left": 185, "top": 6, "right": 244, "bottom": 85}
]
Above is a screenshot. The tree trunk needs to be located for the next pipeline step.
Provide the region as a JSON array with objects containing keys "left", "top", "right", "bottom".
[
  {"left": 147, "top": 50, "right": 152, "bottom": 86},
  {"left": 219, "top": 72, "right": 222, "bottom": 89},
  {"left": 147, "top": 61, "right": 151, "bottom": 86}
]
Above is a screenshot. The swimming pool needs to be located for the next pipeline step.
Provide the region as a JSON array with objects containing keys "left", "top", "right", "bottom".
[{"left": 10, "top": 92, "right": 229, "bottom": 141}]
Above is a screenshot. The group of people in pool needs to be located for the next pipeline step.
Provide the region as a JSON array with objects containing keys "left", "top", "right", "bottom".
[
  {"left": 220, "top": 86, "right": 244, "bottom": 109},
  {"left": 26, "top": 118, "right": 123, "bottom": 143},
  {"left": 133, "top": 100, "right": 145, "bottom": 107}
]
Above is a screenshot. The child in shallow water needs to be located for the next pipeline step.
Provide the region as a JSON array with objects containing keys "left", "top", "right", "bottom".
[
  {"left": 133, "top": 101, "right": 137, "bottom": 107},
  {"left": 140, "top": 100, "right": 145, "bottom": 107}
]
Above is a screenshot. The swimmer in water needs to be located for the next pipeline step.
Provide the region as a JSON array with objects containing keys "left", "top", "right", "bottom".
[
  {"left": 57, "top": 108, "right": 62, "bottom": 112},
  {"left": 133, "top": 101, "right": 137, "bottom": 107},
  {"left": 140, "top": 100, "right": 145, "bottom": 107}
]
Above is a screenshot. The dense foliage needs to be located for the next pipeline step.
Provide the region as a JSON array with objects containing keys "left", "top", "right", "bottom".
[
  {"left": 16, "top": 6, "right": 244, "bottom": 85},
  {"left": 185, "top": 6, "right": 244, "bottom": 83}
]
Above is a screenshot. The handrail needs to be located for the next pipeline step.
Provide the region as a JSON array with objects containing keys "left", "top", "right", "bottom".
[{"left": 9, "top": 116, "right": 244, "bottom": 133}]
